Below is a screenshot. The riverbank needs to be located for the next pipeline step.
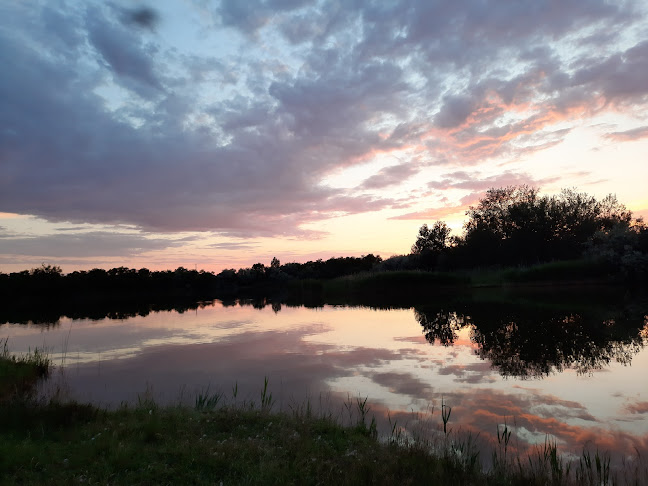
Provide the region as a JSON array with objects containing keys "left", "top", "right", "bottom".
[
  {"left": 3, "top": 259, "right": 628, "bottom": 325},
  {"left": 1, "top": 351, "right": 646, "bottom": 485},
  {"left": 286, "top": 259, "right": 628, "bottom": 306},
  {"left": 4, "top": 396, "right": 643, "bottom": 485}
]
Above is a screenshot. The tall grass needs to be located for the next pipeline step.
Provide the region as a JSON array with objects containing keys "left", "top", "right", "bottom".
[
  {"left": 1, "top": 370, "right": 646, "bottom": 485},
  {"left": 0, "top": 338, "right": 51, "bottom": 401},
  {"left": 471, "top": 259, "right": 610, "bottom": 286}
]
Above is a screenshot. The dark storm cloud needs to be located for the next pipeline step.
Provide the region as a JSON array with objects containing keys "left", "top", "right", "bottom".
[{"left": 2, "top": 0, "right": 648, "bottom": 243}]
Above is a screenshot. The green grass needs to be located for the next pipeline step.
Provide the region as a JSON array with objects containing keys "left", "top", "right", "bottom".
[
  {"left": 1, "top": 346, "right": 646, "bottom": 485},
  {"left": 0, "top": 338, "right": 51, "bottom": 401},
  {"left": 2, "top": 396, "right": 646, "bottom": 486}
]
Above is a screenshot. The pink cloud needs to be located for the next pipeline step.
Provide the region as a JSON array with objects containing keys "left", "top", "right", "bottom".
[{"left": 625, "top": 401, "right": 648, "bottom": 415}]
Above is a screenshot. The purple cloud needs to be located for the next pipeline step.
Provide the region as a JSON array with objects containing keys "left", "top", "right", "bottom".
[
  {"left": 1, "top": 0, "right": 647, "bottom": 246},
  {"left": 0, "top": 230, "right": 182, "bottom": 258},
  {"left": 604, "top": 126, "right": 648, "bottom": 142},
  {"left": 392, "top": 171, "right": 564, "bottom": 221}
]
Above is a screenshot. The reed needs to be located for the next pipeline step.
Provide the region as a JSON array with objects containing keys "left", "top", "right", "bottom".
[
  {"left": 0, "top": 364, "right": 646, "bottom": 485},
  {"left": 0, "top": 338, "right": 51, "bottom": 401}
]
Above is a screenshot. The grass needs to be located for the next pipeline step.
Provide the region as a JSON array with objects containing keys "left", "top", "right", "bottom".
[
  {"left": 471, "top": 259, "right": 611, "bottom": 286},
  {"left": 289, "top": 261, "right": 614, "bottom": 306},
  {"left": 290, "top": 271, "right": 471, "bottom": 306},
  {"left": 1, "top": 349, "right": 646, "bottom": 485},
  {"left": 0, "top": 338, "right": 51, "bottom": 401},
  {"left": 2, "top": 395, "right": 645, "bottom": 485}
]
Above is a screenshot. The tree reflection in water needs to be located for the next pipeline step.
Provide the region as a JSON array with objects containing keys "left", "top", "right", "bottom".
[
  {"left": 415, "top": 304, "right": 648, "bottom": 378},
  {"left": 415, "top": 309, "right": 471, "bottom": 346},
  {"left": 4, "top": 290, "right": 646, "bottom": 380}
]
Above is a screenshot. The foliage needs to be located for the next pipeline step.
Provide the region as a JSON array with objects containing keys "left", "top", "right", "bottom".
[
  {"left": 586, "top": 219, "right": 648, "bottom": 280},
  {"left": 409, "top": 186, "right": 646, "bottom": 276},
  {"left": 411, "top": 221, "right": 451, "bottom": 254},
  {"left": 0, "top": 339, "right": 51, "bottom": 401},
  {"left": 1, "top": 186, "right": 646, "bottom": 315}
]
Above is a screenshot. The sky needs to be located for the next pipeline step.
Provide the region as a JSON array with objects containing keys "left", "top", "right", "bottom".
[{"left": 1, "top": 0, "right": 648, "bottom": 273}]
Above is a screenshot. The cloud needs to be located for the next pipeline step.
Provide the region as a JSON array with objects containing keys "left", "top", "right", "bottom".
[
  {"left": 391, "top": 203, "right": 475, "bottom": 222},
  {"left": 361, "top": 162, "right": 420, "bottom": 190},
  {"left": 1, "top": 0, "right": 648, "bottom": 244},
  {"left": 1, "top": 3, "right": 407, "bottom": 238},
  {"left": 427, "top": 171, "right": 563, "bottom": 192},
  {"left": 604, "top": 126, "right": 648, "bottom": 142},
  {"left": 370, "top": 371, "right": 434, "bottom": 397},
  {"left": 437, "top": 362, "right": 497, "bottom": 384},
  {"left": 217, "top": 0, "right": 310, "bottom": 34},
  {"left": 624, "top": 401, "right": 648, "bottom": 415},
  {"left": 121, "top": 6, "right": 159, "bottom": 30},
  {"left": 54, "top": 323, "right": 407, "bottom": 407},
  {"left": 0, "top": 231, "right": 180, "bottom": 258},
  {"left": 207, "top": 241, "right": 260, "bottom": 251},
  {"left": 86, "top": 6, "right": 163, "bottom": 95},
  {"left": 435, "top": 95, "right": 477, "bottom": 129},
  {"left": 392, "top": 171, "right": 562, "bottom": 221}
]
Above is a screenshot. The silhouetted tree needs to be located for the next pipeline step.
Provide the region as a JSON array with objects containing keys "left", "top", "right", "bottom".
[
  {"left": 460, "top": 186, "right": 636, "bottom": 265},
  {"left": 411, "top": 222, "right": 451, "bottom": 255}
]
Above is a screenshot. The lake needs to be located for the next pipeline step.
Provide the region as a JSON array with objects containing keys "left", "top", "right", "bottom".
[{"left": 3, "top": 288, "right": 647, "bottom": 466}]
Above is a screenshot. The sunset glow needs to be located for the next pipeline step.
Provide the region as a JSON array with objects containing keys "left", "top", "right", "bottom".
[{"left": 2, "top": 1, "right": 648, "bottom": 272}]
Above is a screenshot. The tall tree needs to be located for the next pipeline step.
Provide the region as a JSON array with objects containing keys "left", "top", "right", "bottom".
[{"left": 411, "top": 221, "right": 451, "bottom": 255}]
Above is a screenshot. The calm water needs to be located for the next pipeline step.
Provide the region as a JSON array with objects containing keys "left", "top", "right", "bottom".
[{"left": 3, "top": 291, "right": 647, "bottom": 463}]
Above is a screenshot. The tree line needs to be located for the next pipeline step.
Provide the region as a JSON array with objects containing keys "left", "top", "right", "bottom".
[
  {"left": 0, "top": 255, "right": 385, "bottom": 301},
  {"left": 405, "top": 186, "right": 648, "bottom": 279},
  {"left": 1, "top": 186, "right": 646, "bottom": 303}
]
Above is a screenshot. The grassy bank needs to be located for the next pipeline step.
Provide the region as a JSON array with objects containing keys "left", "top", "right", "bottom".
[
  {"left": 286, "top": 259, "right": 616, "bottom": 306},
  {"left": 1, "top": 400, "right": 468, "bottom": 485},
  {"left": 1, "top": 347, "right": 646, "bottom": 485},
  {"left": 3, "top": 397, "right": 646, "bottom": 485},
  {"left": 0, "top": 339, "right": 50, "bottom": 401}
]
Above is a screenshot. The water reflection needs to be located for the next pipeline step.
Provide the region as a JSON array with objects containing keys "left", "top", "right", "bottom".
[
  {"left": 415, "top": 304, "right": 648, "bottom": 378},
  {"left": 3, "top": 291, "right": 648, "bottom": 471},
  {"left": 4, "top": 292, "right": 647, "bottom": 381},
  {"left": 416, "top": 309, "right": 469, "bottom": 346},
  {"left": 0, "top": 299, "right": 225, "bottom": 327}
]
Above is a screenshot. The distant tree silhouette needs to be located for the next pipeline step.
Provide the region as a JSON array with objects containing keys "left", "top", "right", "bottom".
[
  {"left": 411, "top": 222, "right": 451, "bottom": 255},
  {"left": 412, "top": 186, "right": 641, "bottom": 270}
]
